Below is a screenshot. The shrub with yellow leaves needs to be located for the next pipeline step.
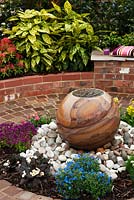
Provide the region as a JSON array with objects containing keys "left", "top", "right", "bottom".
[{"left": 120, "top": 99, "right": 134, "bottom": 127}]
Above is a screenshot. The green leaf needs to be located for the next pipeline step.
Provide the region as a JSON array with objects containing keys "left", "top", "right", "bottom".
[
  {"left": 52, "top": 2, "right": 62, "bottom": 13},
  {"left": 40, "top": 48, "right": 47, "bottom": 54},
  {"left": 8, "top": 16, "right": 19, "bottom": 21},
  {"left": 60, "top": 51, "right": 66, "bottom": 61},
  {"left": 34, "top": 19, "right": 41, "bottom": 24},
  {"left": 79, "top": 48, "right": 89, "bottom": 66},
  {"left": 65, "top": 24, "right": 72, "bottom": 32},
  {"left": 43, "top": 13, "right": 57, "bottom": 19},
  {"left": 76, "top": 43, "right": 80, "bottom": 51},
  {"left": 64, "top": 1, "right": 72, "bottom": 14},
  {"left": 42, "top": 34, "right": 52, "bottom": 44},
  {"left": 43, "top": 53, "right": 53, "bottom": 60},
  {"left": 32, "top": 44, "right": 38, "bottom": 51},
  {"left": 28, "top": 35, "right": 36, "bottom": 44},
  {"left": 35, "top": 56, "right": 40, "bottom": 64},
  {"left": 31, "top": 59, "right": 37, "bottom": 72},
  {"left": 86, "top": 24, "right": 94, "bottom": 35},
  {"left": 21, "top": 31, "right": 28, "bottom": 38},
  {"left": 16, "top": 30, "right": 23, "bottom": 35},
  {"left": 12, "top": 26, "right": 18, "bottom": 32},
  {"left": 38, "top": 27, "right": 50, "bottom": 34},
  {"left": 24, "top": 60, "right": 30, "bottom": 71},
  {"left": 79, "top": 23, "right": 87, "bottom": 30},
  {"left": 69, "top": 46, "right": 77, "bottom": 61},
  {"left": 32, "top": 51, "right": 39, "bottom": 57},
  {"left": 42, "top": 57, "right": 52, "bottom": 66},
  {"left": 16, "top": 41, "right": 26, "bottom": 48},
  {"left": 27, "top": 23, "right": 32, "bottom": 29},
  {"left": 26, "top": 43, "right": 31, "bottom": 54},
  {"left": 58, "top": 46, "right": 63, "bottom": 53},
  {"left": 29, "top": 29, "right": 37, "bottom": 36}
]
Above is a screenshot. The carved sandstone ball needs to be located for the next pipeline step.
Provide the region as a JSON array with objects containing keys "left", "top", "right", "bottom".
[{"left": 56, "top": 88, "right": 120, "bottom": 150}]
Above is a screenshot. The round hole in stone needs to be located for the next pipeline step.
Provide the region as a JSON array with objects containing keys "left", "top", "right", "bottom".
[{"left": 72, "top": 88, "right": 104, "bottom": 98}]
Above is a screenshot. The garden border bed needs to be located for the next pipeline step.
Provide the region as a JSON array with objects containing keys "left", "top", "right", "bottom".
[{"left": 0, "top": 52, "right": 134, "bottom": 103}]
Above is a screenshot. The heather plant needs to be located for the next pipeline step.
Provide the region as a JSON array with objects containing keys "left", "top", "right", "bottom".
[
  {"left": 55, "top": 153, "right": 112, "bottom": 200},
  {"left": 0, "top": 37, "right": 25, "bottom": 79},
  {"left": 0, "top": 121, "right": 37, "bottom": 152},
  {"left": 126, "top": 155, "right": 134, "bottom": 181},
  {"left": 120, "top": 100, "right": 134, "bottom": 127},
  {"left": 27, "top": 112, "right": 51, "bottom": 128}
]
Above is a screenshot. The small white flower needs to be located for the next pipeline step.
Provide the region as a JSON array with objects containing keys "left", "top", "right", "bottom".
[
  {"left": 22, "top": 170, "right": 26, "bottom": 178},
  {"left": 3, "top": 160, "right": 10, "bottom": 167},
  {"left": 20, "top": 152, "right": 26, "bottom": 158},
  {"left": 30, "top": 168, "right": 40, "bottom": 177},
  {"left": 40, "top": 172, "right": 44, "bottom": 176},
  {"left": 26, "top": 157, "right": 31, "bottom": 164},
  {"left": 130, "top": 160, "right": 134, "bottom": 164}
]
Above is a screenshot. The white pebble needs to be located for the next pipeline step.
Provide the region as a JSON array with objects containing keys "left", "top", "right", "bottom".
[
  {"left": 106, "top": 160, "right": 114, "bottom": 169},
  {"left": 117, "top": 156, "right": 125, "bottom": 166},
  {"left": 110, "top": 172, "right": 118, "bottom": 180},
  {"left": 49, "top": 121, "right": 57, "bottom": 130},
  {"left": 100, "top": 164, "right": 107, "bottom": 172},
  {"left": 53, "top": 162, "right": 61, "bottom": 171},
  {"left": 58, "top": 155, "right": 67, "bottom": 162},
  {"left": 118, "top": 166, "right": 126, "bottom": 173},
  {"left": 37, "top": 127, "right": 45, "bottom": 135},
  {"left": 130, "top": 145, "right": 134, "bottom": 150},
  {"left": 56, "top": 135, "right": 62, "bottom": 144},
  {"left": 65, "top": 150, "right": 72, "bottom": 158},
  {"left": 113, "top": 164, "right": 120, "bottom": 169}
]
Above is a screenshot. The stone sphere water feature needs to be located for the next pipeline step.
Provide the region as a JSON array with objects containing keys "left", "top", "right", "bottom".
[{"left": 56, "top": 88, "right": 120, "bottom": 150}]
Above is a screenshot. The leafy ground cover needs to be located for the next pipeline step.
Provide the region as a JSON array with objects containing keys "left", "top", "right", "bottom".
[{"left": 0, "top": 147, "right": 134, "bottom": 200}]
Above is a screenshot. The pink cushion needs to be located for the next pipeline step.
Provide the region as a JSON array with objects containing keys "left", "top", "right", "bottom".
[{"left": 111, "top": 46, "right": 134, "bottom": 57}]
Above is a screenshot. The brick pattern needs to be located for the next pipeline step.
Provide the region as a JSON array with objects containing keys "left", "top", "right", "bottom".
[
  {"left": 94, "top": 60, "right": 134, "bottom": 98},
  {"left": 0, "top": 72, "right": 94, "bottom": 103},
  {"left": 0, "top": 180, "right": 58, "bottom": 200},
  {"left": 0, "top": 60, "right": 134, "bottom": 103}
]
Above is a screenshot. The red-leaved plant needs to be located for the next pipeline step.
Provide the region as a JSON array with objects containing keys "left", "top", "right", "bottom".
[{"left": 0, "top": 37, "right": 25, "bottom": 79}]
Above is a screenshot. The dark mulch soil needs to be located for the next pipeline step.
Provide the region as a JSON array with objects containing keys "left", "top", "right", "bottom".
[{"left": 0, "top": 148, "right": 134, "bottom": 200}]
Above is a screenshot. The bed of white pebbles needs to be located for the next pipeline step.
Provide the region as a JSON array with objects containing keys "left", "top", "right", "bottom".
[{"left": 20, "top": 120, "right": 134, "bottom": 180}]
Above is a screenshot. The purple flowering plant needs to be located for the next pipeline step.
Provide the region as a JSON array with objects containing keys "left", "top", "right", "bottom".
[{"left": 0, "top": 121, "right": 37, "bottom": 152}]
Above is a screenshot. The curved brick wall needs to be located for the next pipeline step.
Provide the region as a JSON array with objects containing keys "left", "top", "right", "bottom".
[
  {"left": 0, "top": 72, "right": 94, "bottom": 103},
  {"left": 0, "top": 54, "right": 134, "bottom": 103}
]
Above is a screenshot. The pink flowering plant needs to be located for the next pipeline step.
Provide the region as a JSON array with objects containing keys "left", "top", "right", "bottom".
[
  {"left": 27, "top": 112, "right": 51, "bottom": 128},
  {"left": 0, "top": 37, "right": 25, "bottom": 79}
]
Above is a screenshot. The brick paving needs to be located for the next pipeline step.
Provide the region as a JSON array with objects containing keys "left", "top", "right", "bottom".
[
  {"left": 0, "top": 95, "right": 64, "bottom": 200},
  {"left": 0, "top": 94, "right": 66, "bottom": 124},
  {"left": 0, "top": 180, "right": 60, "bottom": 200}
]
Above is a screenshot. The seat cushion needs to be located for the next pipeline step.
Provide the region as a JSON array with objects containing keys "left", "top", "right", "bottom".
[{"left": 111, "top": 46, "right": 134, "bottom": 57}]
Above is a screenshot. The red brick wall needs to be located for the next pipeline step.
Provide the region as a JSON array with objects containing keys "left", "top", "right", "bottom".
[
  {"left": 94, "top": 61, "right": 134, "bottom": 99},
  {"left": 0, "top": 59, "right": 134, "bottom": 103}
]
